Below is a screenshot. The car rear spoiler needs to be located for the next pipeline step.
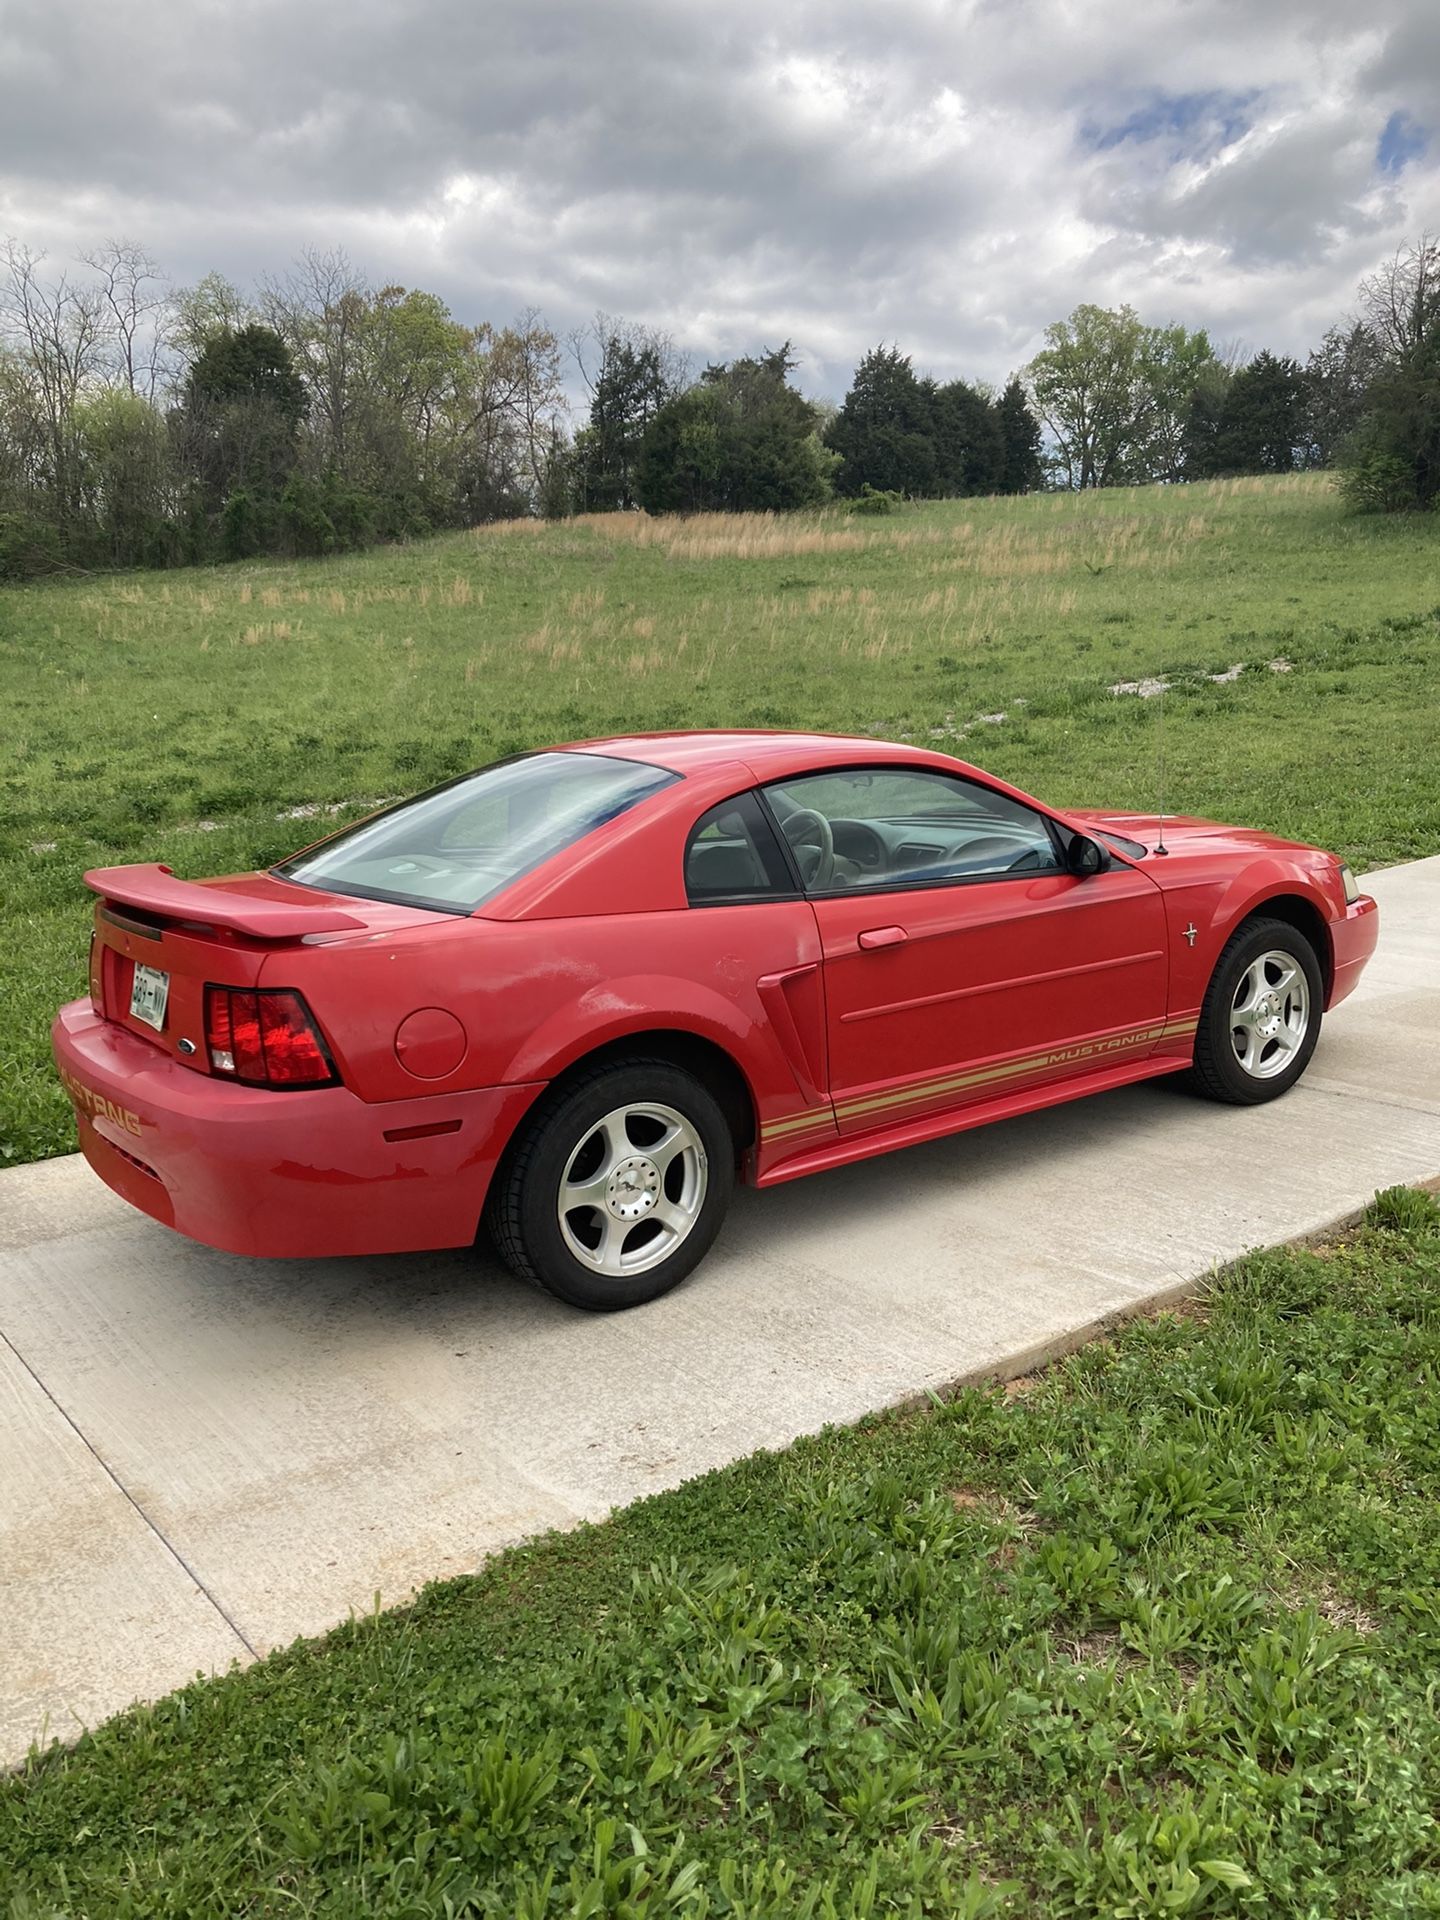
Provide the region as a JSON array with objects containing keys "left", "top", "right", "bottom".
[{"left": 84, "top": 864, "right": 366, "bottom": 938}]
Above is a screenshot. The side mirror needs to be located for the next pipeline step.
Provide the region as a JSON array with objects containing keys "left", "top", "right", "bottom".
[{"left": 1064, "top": 831, "right": 1109, "bottom": 877}]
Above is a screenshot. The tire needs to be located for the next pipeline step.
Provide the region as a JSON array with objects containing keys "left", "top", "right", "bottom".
[
  {"left": 485, "top": 1057, "right": 736, "bottom": 1310},
  {"left": 1183, "top": 915, "right": 1324, "bottom": 1105}
]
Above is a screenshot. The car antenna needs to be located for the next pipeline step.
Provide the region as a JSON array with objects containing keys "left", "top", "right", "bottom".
[{"left": 1153, "top": 676, "right": 1169, "bottom": 857}]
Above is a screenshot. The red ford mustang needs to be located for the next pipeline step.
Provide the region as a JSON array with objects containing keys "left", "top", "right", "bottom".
[{"left": 53, "top": 731, "right": 1378, "bottom": 1309}]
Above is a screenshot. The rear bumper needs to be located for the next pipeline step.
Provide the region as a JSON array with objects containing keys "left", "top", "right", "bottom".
[
  {"left": 52, "top": 1001, "right": 543, "bottom": 1258},
  {"left": 1328, "top": 893, "right": 1379, "bottom": 1010}
]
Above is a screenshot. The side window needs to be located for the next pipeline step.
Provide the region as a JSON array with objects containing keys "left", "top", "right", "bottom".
[
  {"left": 763, "top": 767, "right": 1062, "bottom": 893},
  {"left": 685, "top": 793, "right": 796, "bottom": 905}
]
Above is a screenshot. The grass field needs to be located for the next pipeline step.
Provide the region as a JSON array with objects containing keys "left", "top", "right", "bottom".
[
  {"left": 3, "top": 472, "right": 1439, "bottom": 1163},
  {"left": 5, "top": 1186, "right": 1440, "bottom": 1916}
]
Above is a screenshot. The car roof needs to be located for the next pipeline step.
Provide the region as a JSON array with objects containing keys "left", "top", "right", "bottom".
[{"left": 556, "top": 729, "right": 944, "bottom": 777}]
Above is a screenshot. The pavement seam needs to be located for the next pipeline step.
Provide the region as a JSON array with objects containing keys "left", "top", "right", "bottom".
[
  {"left": 1296, "top": 1079, "right": 1440, "bottom": 1118},
  {"left": 0, "top": 1324, "right": 258, "bottom": 1660}
]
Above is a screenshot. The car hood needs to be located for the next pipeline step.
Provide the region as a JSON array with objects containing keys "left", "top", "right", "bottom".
[{"left": 1068, "top": 810, "right": 1326, "bottom": 861}]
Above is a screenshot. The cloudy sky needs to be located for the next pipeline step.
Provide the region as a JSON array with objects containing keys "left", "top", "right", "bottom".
[{"left": 1, "top": 0, "right": 1437, "bottom": 402}]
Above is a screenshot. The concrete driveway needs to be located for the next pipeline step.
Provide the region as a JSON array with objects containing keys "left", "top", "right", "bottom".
[{"left": 3, "top": 855, "right": 1438, "bottom": 1764}]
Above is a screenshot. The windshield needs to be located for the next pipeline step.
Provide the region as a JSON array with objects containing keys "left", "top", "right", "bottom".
[
  {"left": 276, "top": 751, "right": 679, "bottom": 913},
  {"left": 1096, "top": 828, "right": 1149, "bottom": 859}
]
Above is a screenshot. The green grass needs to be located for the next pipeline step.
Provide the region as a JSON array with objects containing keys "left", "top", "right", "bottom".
[
  {"left": 4, "top": 473, "right": 1440, "bottom": 1163},
  {"left": 5, "top": 1185, "right": 1440, "bottom": 1916}
]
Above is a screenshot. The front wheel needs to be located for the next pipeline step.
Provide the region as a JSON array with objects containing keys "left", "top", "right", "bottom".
[
  {"left": 485, "top": 1058, "right": 736, "bottom": 1310},
  {"left": 1184, "top": 916, "right": 1323, "bottom": 1105}
]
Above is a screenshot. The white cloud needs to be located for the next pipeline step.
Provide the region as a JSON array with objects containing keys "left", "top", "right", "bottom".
[{"left": 0, "top": 0, "right": 1436, "bottom": 401}]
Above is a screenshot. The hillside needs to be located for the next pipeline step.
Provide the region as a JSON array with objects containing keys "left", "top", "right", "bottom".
[{"left": 3, "top": 473, "right": 1438, "bottom": 1162}]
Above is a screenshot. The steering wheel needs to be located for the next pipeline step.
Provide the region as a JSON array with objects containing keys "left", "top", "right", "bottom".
[{"left": 781, "top": 807, "right": 836, "bottom": 889}]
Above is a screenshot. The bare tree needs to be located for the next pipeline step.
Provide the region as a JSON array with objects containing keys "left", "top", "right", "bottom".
[
  {"left": 79, "top": 239, "right": 173, "bottom": 400},
  {"left": 261, "top": 247, "right": 369, "bottom": 471},
  {"left": 0, "top": 240, "right": 105, "bottom": 525},
  {"left": 454, "top": 313, "right": 570, "bottom": 511},
  {"left": 509, "top": 307, "right": 568, "bottom": 495},
  {"left": 1357, "top": 235, "right": 1440, "bottom": 363},
  {"left": 0, "top": 342, "right": 46, "bottom": 508},
  {"left": 570, "top": 311, "right": 689, "bottom": 399}
]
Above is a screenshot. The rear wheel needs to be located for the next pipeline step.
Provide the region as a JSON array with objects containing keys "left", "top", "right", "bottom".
[
  {"left": 486, "top": 1058, "right": 736, "bottom": 1310},
  {"left": 1184, "top": 916, "right": 1323, "bottom": 1105}
]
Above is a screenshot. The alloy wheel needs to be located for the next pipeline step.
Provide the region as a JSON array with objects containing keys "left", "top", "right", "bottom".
[
  {"left": 556, "top": 1101, "right": 709, "bottom": 1278},
  {"left": 1229, "top": 948, "right": 1310, "bottom": 1080}
]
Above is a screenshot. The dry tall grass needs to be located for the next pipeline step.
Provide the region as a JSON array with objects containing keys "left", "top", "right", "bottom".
[{"left": 66, "top": 472, "right": 1335, "bottom": 688}]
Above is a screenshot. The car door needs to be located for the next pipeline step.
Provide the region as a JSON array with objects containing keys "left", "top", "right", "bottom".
[{"left": 760, "top": 766, "right": 1170, "bottom": 1136}]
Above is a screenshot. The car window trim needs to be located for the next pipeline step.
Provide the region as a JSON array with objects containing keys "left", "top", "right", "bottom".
[
  {"left": 804, "top": 862, "right": 1061, "bottom": 903},
  {"left": 756, "top": 764, "right": 1074, "bottom": 899},
  {"left": 292, "top": 875, "right": 476, "bottom": 916},
  {"left": 752, "top": 786, "right": 809, "bottom": 892},
  {"left": 684, "top": 789, "right": 804, "bottom": 908}
]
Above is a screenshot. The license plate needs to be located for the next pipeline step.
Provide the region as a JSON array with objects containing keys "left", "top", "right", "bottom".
[{"left": 130, "top": 962, "right": 170, "bottom": 1031}]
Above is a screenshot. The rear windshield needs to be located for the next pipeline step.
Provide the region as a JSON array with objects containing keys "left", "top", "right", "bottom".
[{"left": 276, "top": 751, "right": 678, "bottom": 913}]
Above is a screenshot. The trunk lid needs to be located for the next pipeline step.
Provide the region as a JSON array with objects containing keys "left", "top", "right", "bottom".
[{"left": 84, "top": 864, "right": 451, "bottom": 1071}]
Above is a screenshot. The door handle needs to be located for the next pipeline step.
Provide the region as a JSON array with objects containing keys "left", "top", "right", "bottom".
[{"left": 857, "top": 925, "right": 907, "bottom": 950}]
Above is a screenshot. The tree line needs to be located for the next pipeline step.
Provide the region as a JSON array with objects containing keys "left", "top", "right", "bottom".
[
  {"left": 0, "top": 244, "right": 570, "bottom": 578},
  {"left": 828, "top": 239, "right": 1438, "bottom": 510},
  {"left": 1, "top": 235, "right": 1436, "bottom": 579}
]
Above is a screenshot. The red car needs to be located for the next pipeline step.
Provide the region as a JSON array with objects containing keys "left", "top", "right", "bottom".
[{"left": 53, "top": 732, "right": 1378, "bottom": 1309}]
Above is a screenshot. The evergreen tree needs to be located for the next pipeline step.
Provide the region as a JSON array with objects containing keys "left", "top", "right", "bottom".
[
  {"left": 995, "top": 378, "right": 1043, "bottom": 493},
  {"left": 925, "top": 379, "right": 1002, "bottom": 494},
  {"left": 575, "top": 333, "right": 674, "bottom": 510},
  {"left": 177, "top": 323, "right": 306, "bottom": 510},
  {"left": 636, "top": 346, "right": 835, "bottom": 513},
  {"left": 1193, "top": 351, "right": 1306, "bottom": 476},
  {"left": 633, "top": 385, "right": 726, "bottom": 515},
  {"left": 824, "top": 346, "right": 937, "bottom": 496}
]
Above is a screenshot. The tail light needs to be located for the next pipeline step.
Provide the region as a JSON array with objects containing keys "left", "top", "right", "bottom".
[{"left": 204, "top": 987, "right": 339, "bottom": 1087}]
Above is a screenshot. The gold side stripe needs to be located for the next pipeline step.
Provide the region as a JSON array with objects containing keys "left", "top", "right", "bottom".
[
  {"left": 763, "top": 1018, "right": 1199, "bottom": 1141},
  {"left": 834, "top": 1018, "right": 1201, "bottom": 1123},
  {"left": 763, "top": 1111, "right": 836, "bottom": 1141}
]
